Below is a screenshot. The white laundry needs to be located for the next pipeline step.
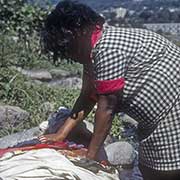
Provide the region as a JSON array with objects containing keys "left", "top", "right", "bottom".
[{"left": 0, "top": 148, "right": 119, "bottom": 180}]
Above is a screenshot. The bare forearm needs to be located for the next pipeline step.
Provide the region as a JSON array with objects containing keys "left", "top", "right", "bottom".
[
  {"left": 55, "top": 94, "right": 96, "bottom": 141},
  {"left": 87, "top": 108, "right": 114, "bottom": 159},
  {"left": 86, "top": 93, "right": 119, "bottom": 160},
  {"left": 71, "top": 93, "right": 96, "bottom": 119},
  {"left": 39, "top": 67, "right": 97, "bottom": 143}
]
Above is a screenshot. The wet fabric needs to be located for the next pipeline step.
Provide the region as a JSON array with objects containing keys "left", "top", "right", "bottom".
[
  {"left": 0, "top": 148, "right": 119, "bottom": 180},
  {"left": 91, "top": 25, "right": 180, "bottom": 171},
  {"left": 0, "top": 142, "right": 68, "bottom": 157}
]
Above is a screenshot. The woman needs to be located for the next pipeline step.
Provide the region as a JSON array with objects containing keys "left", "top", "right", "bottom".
[{"left": 40, "top": 1, "right": 180, "bottom": 179}]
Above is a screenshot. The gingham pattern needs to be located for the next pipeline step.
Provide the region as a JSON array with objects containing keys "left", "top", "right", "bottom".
[
  {"left": 92, "top": 25, "right": 180, "bottom": 170},
  {"left": 139, "top": 95, "right": 180, "bottom": 170}
]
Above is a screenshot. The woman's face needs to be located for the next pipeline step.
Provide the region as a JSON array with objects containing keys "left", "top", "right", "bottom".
[
  {"left": 66, "top": 41, "right": 90, "bottom": 64},
  {"left": 64, "top": 47, "right": 84, "bottom": 64}
]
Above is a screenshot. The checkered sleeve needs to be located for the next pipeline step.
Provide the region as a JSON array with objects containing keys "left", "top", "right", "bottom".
[{"left": 93, "top": 48, "right": 126, "bottom": 94}]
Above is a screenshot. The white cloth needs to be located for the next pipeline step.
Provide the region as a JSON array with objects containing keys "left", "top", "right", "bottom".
[{"left": 0, "top": 148, "right": 119, "bottom": 180}]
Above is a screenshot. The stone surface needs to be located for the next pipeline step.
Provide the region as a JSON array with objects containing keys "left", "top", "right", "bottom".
[
  {"left": 105, "top": 141, "right": 136, "bottom": 166},
  {"left": 0, "top": 127, "right": 40, "bottom": 148},
  {"left": 15, "top": 67, "right": 82, "bottom": 88},
  {"left": 19, "top": 68, "right": 52, "bottom": 82},
  {"left": 0, "top": 105, "right": 29, "bottom": 130},
  {"left": 49, "top": 69, "right": 73, "bottom": 79},
  {"left": 47, "top": 77, "right": 82, "bottom": 89},
  {"left": 104, "top": 134, "right": 117, "bottom": 147}
]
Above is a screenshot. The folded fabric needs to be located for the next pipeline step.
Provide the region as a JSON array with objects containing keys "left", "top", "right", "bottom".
[
  {"left": 0, "top": 148, "right": 119, "bottom": 180},
  {"left": 0, "top": 140, "right": 86, "bottom": 158}
]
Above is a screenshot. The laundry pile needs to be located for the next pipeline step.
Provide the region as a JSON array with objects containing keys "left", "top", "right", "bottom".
[
  {"left": 0, "top": 107, "right": 119, "bottom": 180},
  {"left": 0, "top": 148, "right": 119, "bottom": 180}
]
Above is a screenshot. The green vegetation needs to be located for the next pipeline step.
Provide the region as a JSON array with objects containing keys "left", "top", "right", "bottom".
[
  {"left": 0, "top": 0, "right": 50, "bottom": 69},
  {"left": 0, "top": 0, "right": 81, "bottom": 137}
]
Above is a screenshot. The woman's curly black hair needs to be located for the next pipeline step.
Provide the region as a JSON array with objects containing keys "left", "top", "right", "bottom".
[{"left": 41, "top": 0, "right": 105, "bottom": 61}]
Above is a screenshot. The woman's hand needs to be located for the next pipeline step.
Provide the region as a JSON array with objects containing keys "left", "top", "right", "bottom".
[
  {"left": 38, "top": 113, "right": 84, "bottom": 144},
  {"left": 38, "top": 133, "right": 64, "bottom": 143}
]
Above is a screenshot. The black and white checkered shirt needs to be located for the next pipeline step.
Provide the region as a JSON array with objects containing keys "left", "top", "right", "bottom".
[{"left": 92, "top": 25, "right": 180, "bottom": 171}]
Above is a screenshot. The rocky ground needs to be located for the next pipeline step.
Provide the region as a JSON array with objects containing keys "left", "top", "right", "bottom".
[{"left": 15, "top": 67, "right": 83, "bottom": 89}]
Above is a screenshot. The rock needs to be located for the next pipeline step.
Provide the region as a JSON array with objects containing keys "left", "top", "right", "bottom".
[
  {"left": 104, "top": 134, "right": 117, "bottom": 147},
  {"left": 49, "top": 69, "right": 72, "bottom": 79},
  {"left": 47, "top": 77, "right": 82, "bottom": 89},
  {"left": 18, "top": 68, "right": 52, "bottom": 82},
  {"left": 0, "top": 127, "right": 40, "bottom": 148},
  {"left": 0, "top": 105, "right": 29, "bottom": 131},
  {"left": 105, "top": 141, "right": 136, "bottom": 167}
]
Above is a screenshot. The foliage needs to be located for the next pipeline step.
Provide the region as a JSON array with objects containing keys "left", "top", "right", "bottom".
[
  {"left": 0, "top": 0, "right": 83, "bottom": 69},
  {"left": 1, "top": 32, "right": 45, "bottom": 68},
  {"left": 110, "top": 115, "right": 123, "bottom": 139},
  {"left": 0, "top": 0, "right": 55, "bottom": 69},
  {"left": 0, "top": 0, "right": 51, "bottom": 34}
]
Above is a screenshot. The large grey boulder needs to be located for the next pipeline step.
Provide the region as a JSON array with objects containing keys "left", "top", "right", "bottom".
[
  {"left": 105, "top": 141, "right": 136, "bottom": 167},
  {"left": 0, "top": 105, "right": 29, "bottom": 131},
  {"left": 0, "top": 127, "right": 41, "bottom": 148},
  {"left": 105, "top": 141, "right": 137, "bottom": 180}
]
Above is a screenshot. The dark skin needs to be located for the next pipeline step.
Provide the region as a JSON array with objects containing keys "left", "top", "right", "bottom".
[
  {"left": 87, "top": 93, "right": 119, "bottom": 159},
  {"left": 39, "top": 27, "right": 122, "bottom": 160}
]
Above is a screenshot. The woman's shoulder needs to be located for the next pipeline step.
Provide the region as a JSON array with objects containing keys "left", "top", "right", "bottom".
[
  {"left": 97, "top": 24, "right": 173, "bottom": 49},
  {"left": 93, "top": 25, "right": 146, "bottom": 51}
]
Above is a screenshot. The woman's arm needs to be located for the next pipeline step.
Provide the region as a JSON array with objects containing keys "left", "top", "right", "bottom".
[
  {"left": 39, "top": 66, "right": 96, "bottom": 142},
  {"left": 87, "top": 92, "right": 120, "bottom": 160}
]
